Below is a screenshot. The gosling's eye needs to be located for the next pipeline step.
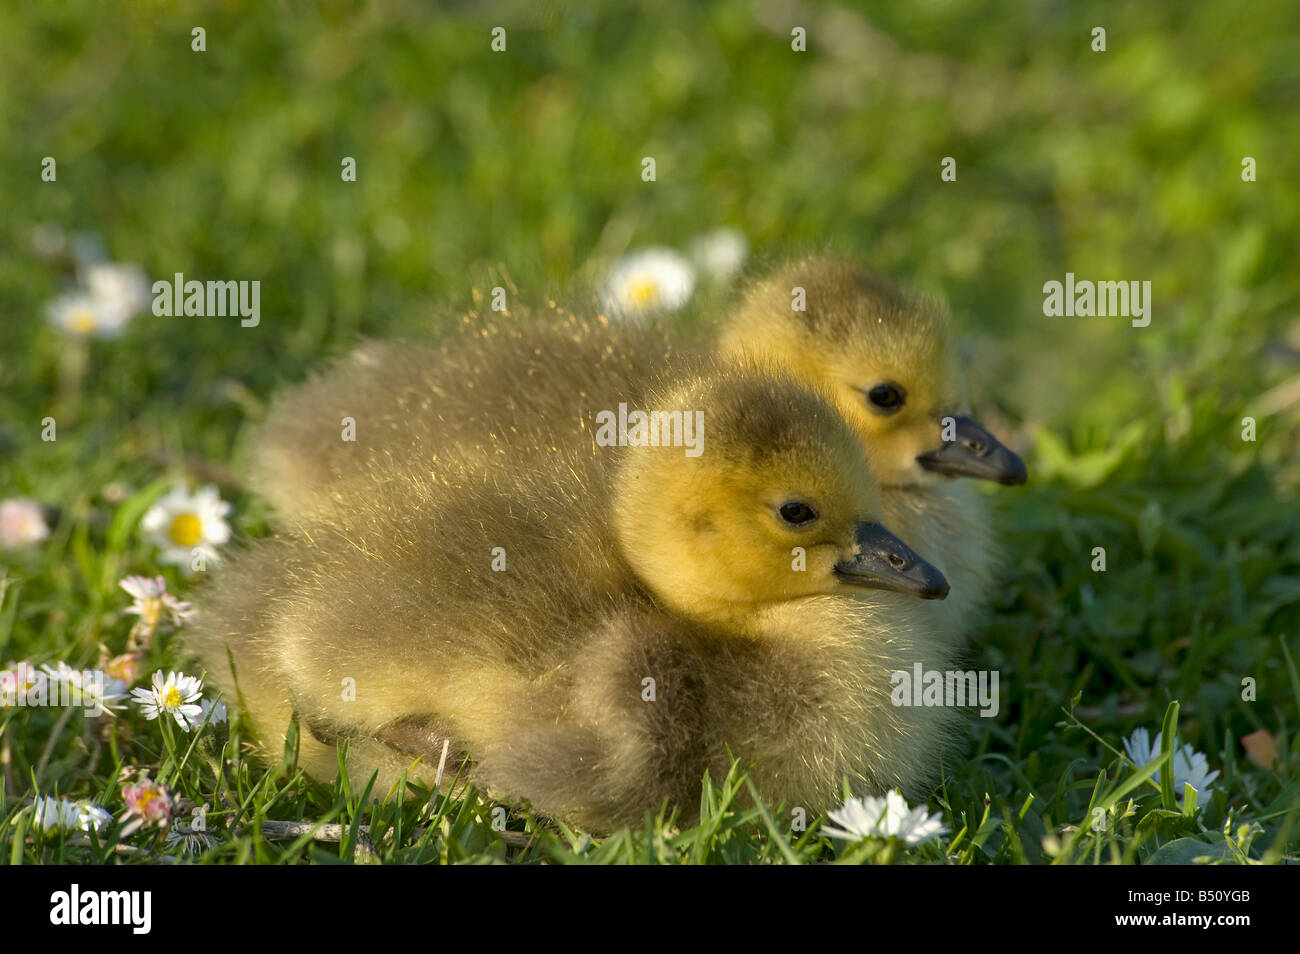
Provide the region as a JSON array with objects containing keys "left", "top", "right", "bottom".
[
  {"left": 865, "top": 382, "right": 906, "bottom": 414},
  {"left": 778, "top": 501, "right": 818, "bottom": 526}
]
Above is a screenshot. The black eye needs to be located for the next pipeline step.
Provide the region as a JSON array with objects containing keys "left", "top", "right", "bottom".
[
  {"left": 778, "top": 501, "right": 818, "bottom": 525},
  {"left": 866, "top": 383, "right": 906, "bottom": 414}
]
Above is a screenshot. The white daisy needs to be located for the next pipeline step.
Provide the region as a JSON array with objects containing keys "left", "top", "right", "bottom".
[
  {"left": 131, "top": 670, "right": 204, "bottom": 730},
  {"left": 199, "top": 698, "right": 227, "bottom": 725},
  {"left": 31, "top": 796, "right": 112, "bottom": 833},
  {"left": 30, "top": 797, "right": 78, "bottom": 831},
  {"left": 823, "top": 790, "right": 948, "bottom": 846},
  {"left": 139, "top": 484, "right": 232, "bottom": 567},
  {"left": 83, "top": 262, "right": 151, "bottom": 323},
  {"left": 1123, "top": 727, "right": 1158, "bottom": 766},
  {"left": 0, "top": 498, "right": 50, "bottom": 548},
  {"left": 95, "top": 678, "right": 130, "bottom": 717},
  {"left": 1123, "top": 728, "right": 1220, "bottom": 809},
  {"left": 1175, "top": 747, "right": 1221, "bottom": 798},
  {"left": 688, "top": 227, "right": 748, "bottom": 282},
  {"left": 120, "top": 575, "right": 195, "bottom": 627},
  {"left": 46, "top": 291, "right": 131, "bottom": 339},
  {"left": 602, "top": 247, "right": 696, "bottom": 318},
  {"left": 79, "top": 802, "right": 114, "bottom": 832}
]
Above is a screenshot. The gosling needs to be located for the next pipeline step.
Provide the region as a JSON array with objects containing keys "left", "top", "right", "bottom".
[
  {"left": 190, "top": 358, "right": 957, "bottom": 831},
  {"left": 719, "top": 255, "right": 1026, "bottom": 642}
]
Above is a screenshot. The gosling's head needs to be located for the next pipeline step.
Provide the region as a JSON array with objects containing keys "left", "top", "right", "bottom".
[
  {"left": 609, "top": 365, "right": 949, "bottom": 627},
  {"left": 719, "top": 256, "right": 1026, "bottom": 490}
]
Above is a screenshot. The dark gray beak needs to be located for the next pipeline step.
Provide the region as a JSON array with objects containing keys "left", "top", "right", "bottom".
[
  {"left": 834, "top": 523, "right": 949, "bottom": 600},
  {"left": 917, "top": 415, "right": 1027, "bottom": 486}
]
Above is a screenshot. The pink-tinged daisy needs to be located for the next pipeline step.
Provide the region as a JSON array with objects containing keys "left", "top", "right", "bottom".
[
  {"left": 0, "top": 499, "right": 50, "bottom": 548},
  {"left": 120, "top": 779, "right": 173, "bottom": 835},
  {"left": 139, "top": 485, "right": 232, "bottom": 567},
  {"left": 131, "top": 670, "right": 204, "bottom": 731}
]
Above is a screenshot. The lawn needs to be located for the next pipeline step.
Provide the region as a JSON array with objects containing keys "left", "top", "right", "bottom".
[{"left": 1, "top": 0, "right": 1297, "bottom": 864}]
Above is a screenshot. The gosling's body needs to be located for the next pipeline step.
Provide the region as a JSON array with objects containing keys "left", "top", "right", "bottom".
[
  {"left": 251, "top": 306, "right": 695, "bottom": 524},
  {"left": 192, "top": 347, "right": 959, "bottom": 830}
]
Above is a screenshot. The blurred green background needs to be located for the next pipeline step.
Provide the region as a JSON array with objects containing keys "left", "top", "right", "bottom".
[
  {"left": 5, "top": 0, "right": 1297, "bottom": 453},
  {"left": 1, "top": 0, "right": 1298, "bottom": 858}
]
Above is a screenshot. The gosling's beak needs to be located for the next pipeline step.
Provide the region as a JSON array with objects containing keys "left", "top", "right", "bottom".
[
  {"left": 834, "top": 523, "right": 950, "bottom": 600},
  {"left": 916, "top": 415, "right": 1027, "bottom": 486}
]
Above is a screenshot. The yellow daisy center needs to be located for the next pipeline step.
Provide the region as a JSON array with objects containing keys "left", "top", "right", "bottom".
[
  {"left": 163, "top": 685, "right": 183, "bottom": 710},
  {"left": 69, "top": 308, "right": 98, "bottom": 334},
  {"left": 168, "top": 513, "right": 203, "bottom": 547},
  {"left": 137, "top": 789, "right": 158, "bottom": 811},
  {"left": 626, "top": 277, "right": 660, "bottom": 308}
]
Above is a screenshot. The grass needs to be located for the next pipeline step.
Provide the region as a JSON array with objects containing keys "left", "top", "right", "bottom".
[{"left": 2, "top": 0, "right": 1298, "bottom": 864}]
